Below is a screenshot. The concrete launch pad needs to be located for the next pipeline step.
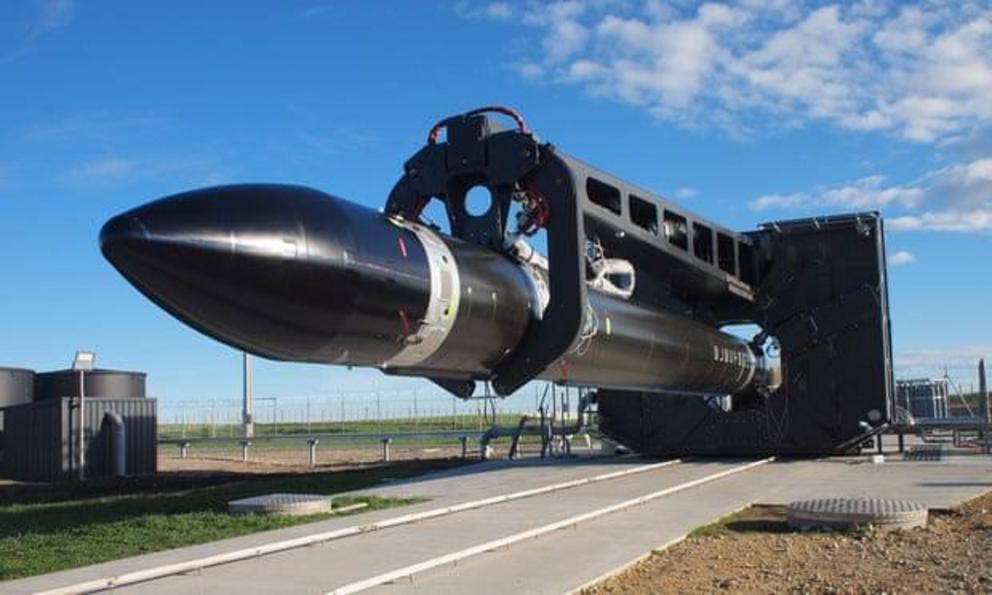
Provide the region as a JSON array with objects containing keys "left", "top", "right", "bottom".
[{"left": 6, "top": 439, "right": 991, "bottom": 595}]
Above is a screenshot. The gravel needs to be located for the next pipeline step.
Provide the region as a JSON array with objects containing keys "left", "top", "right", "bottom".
[{"left": 585, "top": 491, "right": 992, "bottom": 594}]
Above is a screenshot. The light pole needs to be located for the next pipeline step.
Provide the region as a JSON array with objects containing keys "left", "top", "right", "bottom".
[
  {"left": 980, "top": 359, "right": 988, "bottom": 454},
  {"left": 72, "top": 351, "right": 96, "bottom": 481},
  {"left": 243, "top": 352, "right": 255, "bottom": 439}
]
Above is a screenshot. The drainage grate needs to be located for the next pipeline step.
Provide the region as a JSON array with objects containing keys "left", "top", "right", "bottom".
[
  {"left": 787, "top": 497, "right": 928, "bottom": 531},
  {"left": 229, "top": 493, "right": 332, "bottom": 516},
  {"left": 904, "top": 445, "right": 943, "bottom": 461}
]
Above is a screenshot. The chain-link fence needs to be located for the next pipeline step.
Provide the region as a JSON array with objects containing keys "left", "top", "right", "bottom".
[{"left": 157, "top": 385, "right": 566, "bottom": 441}]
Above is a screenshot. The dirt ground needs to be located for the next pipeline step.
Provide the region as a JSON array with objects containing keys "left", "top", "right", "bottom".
[
  {"left": 0, "top": 446, "right": 467, "bottom": 505},
  {"left": 586, "top": 492, "right": 992, "bottom": 594},
  {"left": 157, "top": 444, "right": 467, "bottom": 474}
]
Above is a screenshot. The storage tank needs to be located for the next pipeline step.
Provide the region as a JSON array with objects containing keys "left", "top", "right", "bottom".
[
  {"left": 33, "top": 369, "right": 146, "bottom": 401},
  {"left": 0, "top": 368, "right": 34, "bottom": 407}
]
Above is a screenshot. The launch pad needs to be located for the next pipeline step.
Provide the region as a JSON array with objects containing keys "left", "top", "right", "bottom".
[{"left": 8, "top": 440, "right": 989, "bottom": 595}]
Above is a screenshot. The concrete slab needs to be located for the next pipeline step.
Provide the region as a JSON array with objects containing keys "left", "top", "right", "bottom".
[
  {"left": 1, "top": 457, "right": 660, "bottom": 594},
  {"left": 114, "top": 460, "right": 744, "bottom": 594},
  {"left": 367, "top": 452, "right": 992, "bottom": 595},
  {"left": 5, "top": 448, "right": 991, "bottom": 595}
]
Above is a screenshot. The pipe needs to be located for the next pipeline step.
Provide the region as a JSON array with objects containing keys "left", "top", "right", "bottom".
[
  {"left": 102, "top": 411, "right": 126, "bottom": 477},
  {"left": 481, "top": 390, "right": 595, "bottom": 459}
]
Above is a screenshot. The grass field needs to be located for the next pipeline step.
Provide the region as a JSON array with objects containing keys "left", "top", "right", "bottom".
[{"left": 0, "top": 458, "right": 466, "bottom": 581}]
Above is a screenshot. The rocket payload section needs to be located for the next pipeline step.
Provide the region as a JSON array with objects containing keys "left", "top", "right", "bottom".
[{"left": 101, "top": 107, "right": 894, "bottom": 456}]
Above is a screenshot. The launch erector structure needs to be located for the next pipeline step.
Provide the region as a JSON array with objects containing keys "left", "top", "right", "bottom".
[{"left": 101, "top": 107, "right": 894, "bottom": 455}]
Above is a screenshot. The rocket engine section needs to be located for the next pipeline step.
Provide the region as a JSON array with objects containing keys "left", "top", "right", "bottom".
[{"left": 101, "top": 107, "right": 893, "bottom": 457}]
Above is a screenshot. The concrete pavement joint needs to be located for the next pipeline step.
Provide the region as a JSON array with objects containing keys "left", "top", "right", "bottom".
[
  {"left": 565, "top": 501, "right": 755, "bottom": 595},
  {"left": 34, "top": 459, "right": 681, "bottom": 595},
  {"left": 326, "top": 458, "right": 774, "bottom": 595}
]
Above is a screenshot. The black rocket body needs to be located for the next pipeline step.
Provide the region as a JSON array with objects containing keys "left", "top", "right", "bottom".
[{"left": 101, "top": 184, "right": 765, "bottom": 396}]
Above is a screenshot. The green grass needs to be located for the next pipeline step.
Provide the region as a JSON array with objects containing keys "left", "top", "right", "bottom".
[
  {"left": 687, "top": 510, "right": 747, "bottom": 539},
  {"left": 686, "top": 505, "right": 791, "bottom": 539},
  {"left": 0, "top": 459, "right": 465, "bottom": 581}
]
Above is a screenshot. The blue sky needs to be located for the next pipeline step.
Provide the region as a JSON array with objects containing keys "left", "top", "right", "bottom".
[{"left": 1, "top": 1, "right": 990, "bottom": 410}]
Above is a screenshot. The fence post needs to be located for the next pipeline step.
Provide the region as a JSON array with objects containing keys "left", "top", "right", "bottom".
[
  {"left": 308, "top": 439, "right": 319, "bottom": 468},
  {"left": 241, "top": 440, "right": 251, "bottom": 462},
  {"left": 381, "top": 438, "right": 392, "bottom": 462}
]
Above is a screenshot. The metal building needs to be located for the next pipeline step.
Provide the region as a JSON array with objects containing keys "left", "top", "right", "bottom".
[
  {"left": 895, "top": 378, "right": 949, "bottom": 420},
  {"left": 0, "top": 367, "right": 157, "bottom": 482},
  {"left": 0, "top": 367, "right": 35, "bottom": 455},
  {"left": 33, "top": 368, "right": 146, "bottom": 400}
]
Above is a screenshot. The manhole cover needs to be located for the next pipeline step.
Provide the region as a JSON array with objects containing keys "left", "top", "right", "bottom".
[
  {"left": 787, "top": 498, "right": 927, "bottom": 531},
  {"left": 229, "top": 493, "right": 332, "bottom": 516}
]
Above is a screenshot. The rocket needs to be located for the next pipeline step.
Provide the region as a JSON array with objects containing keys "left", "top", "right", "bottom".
[
  {"left": 99, "top": 108, "right": 900, "bottom": 458},
  {"left": 101, "top": 183, "right": 776, "bottom": 398}
]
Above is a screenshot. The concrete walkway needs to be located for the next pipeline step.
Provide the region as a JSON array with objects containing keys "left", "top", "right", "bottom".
[{"left": 6, "top": 442, "right": 991, "bottom": 595}]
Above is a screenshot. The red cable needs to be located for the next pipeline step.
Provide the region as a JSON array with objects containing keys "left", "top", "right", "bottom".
[{"left": 427, "top": 106, "right": 530, "bottom": 145}]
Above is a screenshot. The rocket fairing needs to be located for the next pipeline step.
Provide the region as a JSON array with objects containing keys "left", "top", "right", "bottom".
[{"left": 100, "top": 184, "right": 772, "bottom": 397}]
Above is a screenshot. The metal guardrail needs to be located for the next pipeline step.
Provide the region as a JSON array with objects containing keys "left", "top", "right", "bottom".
[
  {"left": 159, "top": 430, "right": 485, "bottom": 445},
  {"left": 912, "top": 416, "right": 989, "bottom": 429},
  {"left": 160, "top": 430, "right": 488, "bottom": 464}
]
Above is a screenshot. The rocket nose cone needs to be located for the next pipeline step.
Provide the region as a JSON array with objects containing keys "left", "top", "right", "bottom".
[
  {"left": 99, "top": 184, "right": 431, "bottom": 365},
  {"left": 99, "top": 183, "right": 318, "bottom": 280},
  {"left": 99, "top": 184, "right": 334, "bottom": 354},
  {"left": 99, "top": 212, "right": 149, "bottom": 265}
]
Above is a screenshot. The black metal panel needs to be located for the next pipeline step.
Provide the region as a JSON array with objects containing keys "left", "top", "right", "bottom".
[
  {"left": 0, "top": 398, "right": 157, "bottom": 482},
  {"left": 559, "top": 153, "right": 757, "bottom": 320},
  {"left": 0, "top": 399, "right": 64, "bottom": 481},
  {"left": 491, "top": 152, "right": 587, "bottom": 395},
  {"left": 599, "top": 213, "right": 893, "bottom": 456},
  {"left": 34, "top": 369, "right": 146, "bottom": 400},
  {"left": 0, "top": 367, "right": 34, "bottom": 407},
  {"left": 81, "top": 398, "right": 158, "bottom": 477}
]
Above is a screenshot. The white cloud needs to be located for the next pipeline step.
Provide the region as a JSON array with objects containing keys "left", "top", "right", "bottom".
[
  {"left": 887, "top": 250, "right": 916, "bottom": 266},
  {"left": 749, "top": 174, "right": 926, "bottom": 212},
  {"left": 2, "top": 0, "right": 75, "bottom": 61},
  {"left": 673, "top": 186, "right": 697, "bottom": 200},
  {"left": 466, "top": 1, "right": 992, "bottom": 142},
  {"left": 748, "top": 193, "right": 807, "bottom": 211},
  {"left": 297, "top": 127, "right": 377, "bottom": 155},
  {"left": 454, "top": 1, "right": 515, "bottom": 21},
  {"left": 513, "top": 61, "right": 546, "bottom": 80},
  {"left": 895, "top": 345, "right": 991, "bottom": 370},
  {"left": 60, "top": 156, "right": 229, "bottom": 189},
  {"left": 64, "top": 158, "right": 142, "bottom": 184},
  {"left": 888, "top": 209, "right": 992, "bottom": 233},
  {"left": 29, "top": 0, "right": 74, "bottom": 40},
  {"left": 748, "top": 156, "right": 992, "bottom": 233},
  {"left": 22, "top": 113, "right": 168, "bottom": 143},
  {"left": 486, "top": 2, "right": 513, "bottom": 20}
]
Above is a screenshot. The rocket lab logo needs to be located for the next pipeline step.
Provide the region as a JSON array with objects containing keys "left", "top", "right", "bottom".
[{"left": 713, "top": 345, "right": 748, "bottom": 369}]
